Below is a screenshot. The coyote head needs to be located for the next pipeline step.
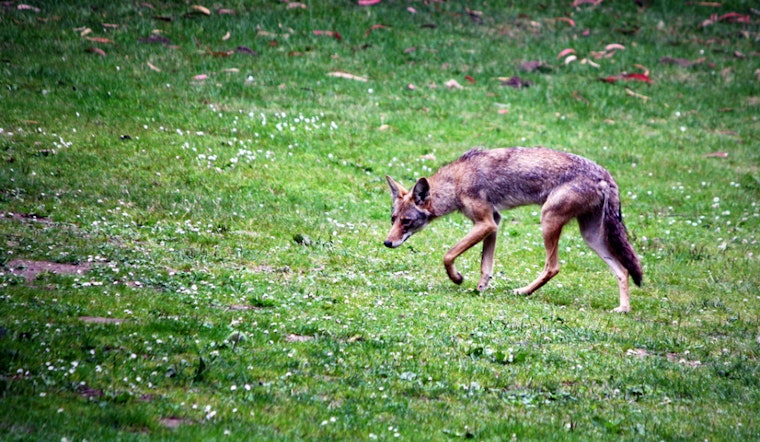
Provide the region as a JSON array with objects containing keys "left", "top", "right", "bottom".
[{"left": 384, "top": 175, "right": 433, "bottom": 248}]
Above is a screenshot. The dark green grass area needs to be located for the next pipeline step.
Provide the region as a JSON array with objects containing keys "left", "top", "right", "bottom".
[{"left": 1, "top": 1, "right": 759, "bottom": 440}]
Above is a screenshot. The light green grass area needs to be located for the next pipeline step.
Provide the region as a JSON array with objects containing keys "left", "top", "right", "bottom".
[{"left": 1, "top": 1, "right": 758, "bottom": 440}]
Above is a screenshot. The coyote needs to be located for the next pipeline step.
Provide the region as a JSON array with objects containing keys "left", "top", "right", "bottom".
[{"left": 384, "top": 147, "right": 642, "bottom": 312}]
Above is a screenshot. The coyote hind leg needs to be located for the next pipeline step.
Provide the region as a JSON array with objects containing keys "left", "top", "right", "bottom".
[{"left": 578, "top": 212, "right": 631, "bottom": 313}]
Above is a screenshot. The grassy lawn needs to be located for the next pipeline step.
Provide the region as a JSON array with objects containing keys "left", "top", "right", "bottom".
[{"left": 1, "top": 0, "right": 758, "bottom": 440}]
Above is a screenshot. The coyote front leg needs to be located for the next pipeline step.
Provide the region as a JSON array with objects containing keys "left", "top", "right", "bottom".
[
  {"left": 477, "top": 211, "right": 501, "bottom": 291},
  {"left": 443, "top": 221, "right": 498, "bottom": 286}
]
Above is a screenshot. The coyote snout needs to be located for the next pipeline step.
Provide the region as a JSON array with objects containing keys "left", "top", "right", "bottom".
[{"left": 384, "top": 147, "right": 642, "bottom": 313}]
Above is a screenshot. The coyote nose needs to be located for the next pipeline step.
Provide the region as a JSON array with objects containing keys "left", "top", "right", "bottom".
[{"left": 383, "top": 240, "right": 394, "bottom": 248}]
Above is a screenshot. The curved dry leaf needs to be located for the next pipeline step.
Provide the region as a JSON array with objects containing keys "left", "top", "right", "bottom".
[
  {"left": 147, "top": 62, "right": 161, "bottom": 72},
  {"left": 79, "top": 27, "right": 93, "bottom": 37},
  {"left": 358, "top": 0, "right": 382, "bottom": 5},
  {"left": 194, "top": 74, "right": 209, "bottom": 81},
  {"left": 17, "top": 4, "right": 41, "bottom": 12},
  {"left": 605, "top": 43, "right": 626, "bottom": 51},
  {"left": 86, "top": 47, "right": 106, "bottom": 56},
  {"left": 557, "top": 48, "right": 576, "bottom": 59},
  {"left": 555, "top": 17, "right": 575, "bottom": 27},
  {"left": 287, "top": 2, "right": 307, "bottom": 9},
  {"left": 445, "top": 79, "right": 464, "bottom": 89},
  {"left": 313, "top": 30, "right": 342, "bottom": 41},
  {"left": 328, "top": 71, "right": 368, "bottom": 82},
  {"left": 564, "top": 54, "right": 577, "bottom": 64},
  {"left": 86, "top": 37, "right": 113, "bottom": 44},
  {"left": 222, "top": 31, "right": 231, "bottom": 41},
  {"left": 217, "top": 8, "right": 236, "bottom": 14},
  {"left": 191, "top": 5, "right": 211, "bottom": 15}
]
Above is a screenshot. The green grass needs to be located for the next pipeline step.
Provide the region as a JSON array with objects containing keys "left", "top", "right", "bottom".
[{"left": 1, "top": 0, "right": 759, "bottom": 440}]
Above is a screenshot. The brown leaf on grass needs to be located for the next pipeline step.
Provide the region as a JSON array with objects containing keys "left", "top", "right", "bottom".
[
  {"left": 313, "top": 30, "right": 342, "bottom": 42},
  {"left": 190, "top": 5, "right": 211, "bottom": 16},
  {"left": 572, "top": 0, "right": 602, "bottom": 6},
  {"left": 358, "top": 0, "right": 382, "bottom": 5},
  {"left": 222, "top": 31, "right": 231, "bottom": 41},
  {"left": 557, "top": 48, "right": 576, "bottom": 59},
  {"left": 86, "top": 37, "right": 113, "bottom": 44},
  {"left": 501, "top": 76, "right": 533, "bottom": 88},
  {"left": 518, "top": 61, "right": 551, "bottom": 72},
  {"left": 139, "top": 34, "right": 171, "bottom": 45},
  {"left": 328, "top": 71, "right": 368, "bottom": 82},
  {"left": 86, "top": 47, "right": 106, "bottom": 56},
  {"left": 445, "top": 79, "right": 464, "bottom": 89},
  {"left": 700, "top": 12, "right": 751, "bottom": 27},
  {"left": 464, "top": 75, "right": 475, "bottom": 84},
  {"left": 365, "top": 24, "right": 389, "bottom": 36},
  {"left": 403, "top": 46, "right": 416, "bottom": 54},
  {"left": 625, "top": 87, "right": 650, "bottom": 100},
  {"left": 146, "top": 62, "right": 161, "bottom": 72},
  {"left": 17, "top": 4, "right": 41, "bottom": 12},
  {"left": 705, "top": 151, "right": 729, "bottom": 157},
  {"left": 236, "top": 46, "right": 258, "bottom": 56},
  {"left": 660, "top": 56, "right": 698, "bottom": 67},
  {"left": 193, "top": 74, "right": 209, "bottom": 81},
  {"left": 217, "top": 8, "right": 236, "bottom": 15},
  {"left": 102, "top": 23, "right": 119, "bottom": 29},
  {"left": 554, "top": 17, "right": 575, "bottom": 27},
  {"left": 287, "top": 2, "right": 307, "bottom": 9}
]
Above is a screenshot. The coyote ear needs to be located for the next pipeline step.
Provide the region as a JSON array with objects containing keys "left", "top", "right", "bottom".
[
  {"left": 412, "top": 177, "right": 430, "bottom": 206},
  {"left": 386, "top": 175, "right": 407, "bottom": 200}
]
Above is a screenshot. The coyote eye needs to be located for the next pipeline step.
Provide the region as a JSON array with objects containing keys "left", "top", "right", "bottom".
[
  {"left": 391, "top": 215, "right": 397, "bottom": 224},
  {"left": 400, "top": 218, "right": 412, "bottom": 227}
]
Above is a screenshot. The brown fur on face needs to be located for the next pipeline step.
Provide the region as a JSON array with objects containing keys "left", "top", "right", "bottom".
[{"left": 385, "top": 147, "right": 642, "bottom": 313}]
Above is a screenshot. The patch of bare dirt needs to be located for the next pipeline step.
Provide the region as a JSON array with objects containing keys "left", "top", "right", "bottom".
[{"left": 6, "top": 259, "right": 92, "bottom": 282}]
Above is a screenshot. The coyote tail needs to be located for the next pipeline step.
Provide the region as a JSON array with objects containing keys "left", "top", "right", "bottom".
[{"left": 602, "top": 183, "right": 643, "bottom": 286}]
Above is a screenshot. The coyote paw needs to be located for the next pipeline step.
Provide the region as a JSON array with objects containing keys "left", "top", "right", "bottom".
[
  {"left": 514, "top": 286, "right": 533, "bottom": 296},
  {"left": 612, "top": 306, "right": 630, "bottom": 313},
  {"left": 449, "top": 272, "right": 464, "bottom": 285}
]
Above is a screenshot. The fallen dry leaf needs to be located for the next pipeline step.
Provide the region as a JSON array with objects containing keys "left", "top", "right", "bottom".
[
  {"left": 313, "top": 30, "right": 342, "bottom": 41},
  {"left": 518, "top": 61, "right": 552, "bottom": 72},
  {"left": 572, "top": 0, "right": 602, "bottom": 6},
  {"left": 86, "top": 37, "right": 113, "bottom": 44},
  {"left": 445, "top": 79, "right": 464, "bottom": 89},
  {"left": 622, "top": 72, "right": 652, "bottom": 83},
  {"left": 625, "top": 87, "right": 650, "bottom": 100},
  {"left": 17, "top": 4, "right": 41, "bottom": 12},
  {"left": 705, "top": 151, "right": 729, "bottom": 157},
  {"left": 222, "top": 31, "right": 230, "bottom": 41},
  {"left": 407, "top": 7, "right": 417, "bottom": 13},
  {"left": 605, "top": 43, "right": 626, "bottom": 52},
  {"left": 464, "top": 75, "right": 475, "bottom": 84},
  {"left": 358, "top": 0, "right": 382, "bottom": 5},
  {"left": 365, "top": 24, "right": 389, "bottom": 36},
  {"left": 557, "top": 48, "right": 576, "bottom": 59},
  {"left": 191, "top": 5, "right": 211, "bottom": 16},
  {"left": 501, "top": 76, "right": 533, "bottom": 88},
  {"left": 236, "top": 46, "right": 258, "bottom": 55},
  {"left": 287, "top": 2, "right": 307, "bottom": 9},
  {"left": 217, "top": 8, "right": 236, "bottom": 14},
  {"left": 554, "top": 17, "right": 575, "bottom": 27},
  {"left": 79, "top": 27, "right": 93, "bottom": 37},
  {"left": 327, "top": 71, "right": 368, "bottom": 82},
  {"left": 146, "top": 62, "right": 161, "bottom": 72},
  {"left": 497, "top": 109, "right": 509, "bottom": 115},
  {"left": 86, "top": 47, "right": 106, "bottom": 56},
  {"left": 193, "top": 74, "right": 209, "bottom": 81},
  {"left": 564, "top": 54, "right": 577, "bottom": 65}
]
